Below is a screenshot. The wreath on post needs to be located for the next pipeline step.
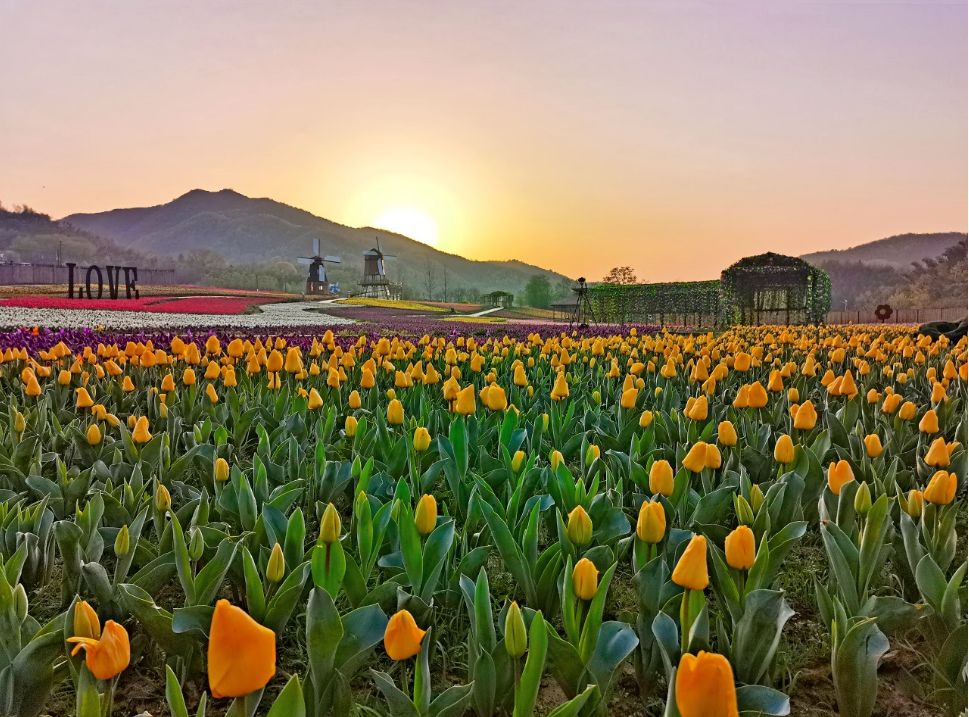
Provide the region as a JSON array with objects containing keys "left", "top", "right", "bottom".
[{"left": 875, "top": 304, "right": 893, "bottom": 323}]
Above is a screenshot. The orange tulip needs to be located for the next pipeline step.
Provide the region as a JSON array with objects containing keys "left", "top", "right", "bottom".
[
  {"left": 675, "top": 651, "right": 739, "bottom": 717},
  {"left": 384, "top": 609, "right": 426, "bottom": 661},
  {"left": 725, "top": 526, "right": 755, "bottom": 570},
  {"left": 67, "top": 619, "right": 130, "bottom": 681},
  {"left": 827, "top": 460, "right": 855, "bottom": 495},
  {"left": 672, "top": 534, "right": 709, "bottom": 590},
  {"left": 923, "top": 471, "right": 957, "bottom": 505},
  {"left": 207, "top": 600, "right": 276, "bottom": 698}
]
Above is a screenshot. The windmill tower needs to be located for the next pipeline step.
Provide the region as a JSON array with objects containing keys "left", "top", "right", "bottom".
[
  {"left": 297, "top": 238, "right": 341, "bottom": 295},
  {"left": 358, "top": 238, "right": 400, "bottom": 299}
]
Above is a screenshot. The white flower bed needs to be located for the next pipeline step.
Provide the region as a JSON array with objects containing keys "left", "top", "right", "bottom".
[{"left": 0, "top": 301, "right": 357, "bottom": 330}]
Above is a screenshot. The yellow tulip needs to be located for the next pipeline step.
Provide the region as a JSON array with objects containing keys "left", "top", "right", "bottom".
[
  {"left": 75, "top": 387, "right": 94, "bottom": 408},
  {"left": 413, "top": 427, "right": 431, "bottom": 452},
  {"left": 864, "top": 434, "right": 883, "bottom": 458},
  {"left": 919, "top": 409, "right": 940, "bottom": 434},
  {"left": 455, "top": 385, "right": 476, "bottom": 416},
  {"left": 704, "top": 444, "right": 722, "bottom": 469},
  {"left": 207, "top": 600, "right": 276, "bottom": 698},
  {"left": 637, "top": 501, "right": 666, "bottom": 544},
  {"left": 717, "top": 421, "right": 738, "bottom": 447},
  {"left": 214, "top": 457, "right": 230, "bottom": 482},
  {"left": 86, "top": 423, "right": 102, "bottom": 445},
  {"left": 551, "top": 372, "right": 570, "bottom": 401},
  {"left": 682, "top": 442, "right": 708, "bottom": 473},
  {"left": 687, "top": 394, "right": 708, "bottom": 420},
  {"left": 672, "top": 534, "right": 709, "bottom": 590},
  {"left": 131, "top": 416, "right": 152, "bottom": 444},
  {"left": 415, "top": 494, "right": 438, "bottom": 534},
  {"left": 512, "top": 450, "right": 526, "bottom": 473},
  {"left": 898, "top": 401, "right": 917, "bottom": 420},
  {"left": 67, "top": 619, "right": 130, "bottom": 681},
  {"left": 572, "top": 558, "right": 599, "bottom": 600},
  {"left": 649, "top": 460, "right": 674, "bottom": 496},
  {"left": 773, "top": 434, "right": 795, "bottom": 464},
  {"left": 639, "top": 410, "right": 653, "bottom": 428},
  {"left": 486, "top": 385, "right": 508, "bottom": 411},
  {"left": 746, "top": 381, "right": 768, "bottom": 408},
  {"left": 924, "top": 471, "right": 956, "bottom": 505},
  {"left": 387, "top": 399, "right": 404, "bottom": 425},
  {"left": 924, "top": 436, "right": 950, "bottom": 467},
  {"left": 621, "top": 387, "right": 639, "bottom": 409},
  {"left": 308, "top": 388, "right": 324, "bottom": 410},
  {"left": 384, "top": 609, "right": 426, "bottom": 661},
  {"left": 675, "top": 651, "right": 739, "bottom": 717},
  {"left": 792, "top": 400, "right": 817, "bottom": 430},
  {"left": 725, "top": 525, "right": 755, "bottom": 570},
  {"left": 566, "top": 505, "right": 593, "bottom": 547}
]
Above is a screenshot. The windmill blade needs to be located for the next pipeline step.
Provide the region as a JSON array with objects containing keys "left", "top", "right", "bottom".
[
  {"left": 297, "top": 257, "right": 314, "bottom": 265},
  {"left": 313, "top": 238, "right": 320, "bottom": 256},
  {"left": 382, "top": 254, "right": 398, "bottom": 259},
  {"left": 323, "top": 255, "right": 341, "bottom": 263}
]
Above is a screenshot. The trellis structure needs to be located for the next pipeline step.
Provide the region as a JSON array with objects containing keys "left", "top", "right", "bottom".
[
  {"left": 720, "top": 252, "right": 831, "bottom": 325},
  {"left": 588, "top": 280, "right": 722, "bottom": 328},
  {"left": 483, "top": 291, "right": 514, "bottom": 309}
]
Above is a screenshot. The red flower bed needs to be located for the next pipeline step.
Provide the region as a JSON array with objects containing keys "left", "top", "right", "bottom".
[{"left": 0, "top": 296, "right": 280, "bottom": 315}]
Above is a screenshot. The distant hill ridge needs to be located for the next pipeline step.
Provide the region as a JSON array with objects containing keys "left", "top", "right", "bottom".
[
  {"left": 802, "top": 232, "right": 967, "bottom": 270},
  {"left": 63, "top": 189, "right": 572, "bottom": 295}
]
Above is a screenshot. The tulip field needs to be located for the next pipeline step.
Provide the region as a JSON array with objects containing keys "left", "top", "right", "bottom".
[{"left": 0, "top": 321, "right": 965, "bottom": 717}]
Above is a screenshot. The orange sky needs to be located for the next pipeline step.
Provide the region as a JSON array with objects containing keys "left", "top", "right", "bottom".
[{"left": 1, "top": 1, "right": 965, "bottom": 281}]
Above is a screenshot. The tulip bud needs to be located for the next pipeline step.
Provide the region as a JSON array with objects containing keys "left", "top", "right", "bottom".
[
  {"left": 585, "top": 444, "right": 600, "bottom": 464},
  {"left": 14, "top": 412, "right": 25, "bottom": 434},
  {"left": 854, "top": 482, "right": 872, "bottom": 516},
  {"left": 541, "top": 413, "right": 549, "bottom": 430},
  {"left": 351, "top": 455, "right": 361, "bottom": 479},
  {"left": 550, "top": 450, "right": 564, "bottom": 471},
  {"left": 345, "top": 415, "right": 358, "bottom": 437},
  {"left": 415, "top": 494, "right": 438, "bottom": 535},
  {"left": 73, "top": 600, "right": 101, "bottom": 640},
  {"left": 115, "top": 525, "right": 130, "bottom": 557},
  {"left": 735, "top": 495, "right": 755, "bottom": 526},
  {"left": 86, "top": 423, "right": 102, "bottom": 445},
  {"left": 320, "top": 502, "right": 341, "bottom": 544},
  {"left": 267, "top": 543, "right": 285, "bottom": 583},
  {"left": 188, "top": 528, "right": 205, "bottom": 560},
  {"left": 13, "top": 584, "right": 27, "bottom": 622},
  {"left": 155, "top": 484, "right": 172, "bottom": 512},
  {"left": 904, "top": 489, "right": 923, "bottom": 518},
  {"left": 512, "top": 450, "right": 526, "bottom": 473},
  {"left": 592, "top": 389, "right": 601, "bottom": 405},
  {"left": 750, "top": 484, "right": 765, "bottom": 513},
  {"left": 566, "top": 506, "right": 593, "bottom": 547},
  {"left": 214, "top": 457, "right": 230, "bottom": 482},
  {"left": 505, "top": 601, "right": 528, "bottom": 658}
]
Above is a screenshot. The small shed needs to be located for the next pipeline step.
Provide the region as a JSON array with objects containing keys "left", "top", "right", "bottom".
[
  {"left": 551, "top": 293, "right": 581, "bottom": 322},
  {"left": 484, "top": 291, "right": 514, "bottom": 309}
]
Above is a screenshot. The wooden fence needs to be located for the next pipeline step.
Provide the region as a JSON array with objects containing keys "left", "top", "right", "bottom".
[
  {"left": 0, "top": 263, "right": 175, "bottom": 286},
  {"left": 824, "top": 307, "right": 965, "bottom": 325}
]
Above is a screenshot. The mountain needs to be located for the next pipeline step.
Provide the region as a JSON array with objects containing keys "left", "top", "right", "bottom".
[
  {"left": 802, "top": 232, "right": 968, "bottom": 310},
  {"left": 802, "top": 232, "right": 966, "bottom": 270},
  {"left": 62, "top": 189, "right": 572, "bottom": 297},
  {"left": 0, "top": 203, "right": 161, "bottom": 267}
]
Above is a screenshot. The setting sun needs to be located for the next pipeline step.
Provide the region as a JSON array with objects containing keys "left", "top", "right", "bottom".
[{"left": 371, "top": 206, "right": 440, "bottom": 247}]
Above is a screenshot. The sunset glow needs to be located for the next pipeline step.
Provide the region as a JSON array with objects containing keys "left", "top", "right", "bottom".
[
  {"left": 371, "top": 206, "right": 440, "bottom": 247},
  {"left": 0, "top": 1, "right": 965, "bottom": 281}
]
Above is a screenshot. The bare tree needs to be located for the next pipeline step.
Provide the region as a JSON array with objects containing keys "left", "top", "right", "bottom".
[
  {"left": 603, "top": 266, "right": 639, "bottom": 285},
  {"left": 422, "top": 259, "right": 438, "bottom": 300}
]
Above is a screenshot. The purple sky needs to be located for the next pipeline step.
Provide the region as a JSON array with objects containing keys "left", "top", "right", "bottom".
[{"left": 1, "top": 0, "right": 965, "bottom": 280}]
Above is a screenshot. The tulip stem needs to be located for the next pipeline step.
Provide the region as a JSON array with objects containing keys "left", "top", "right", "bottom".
[
  {"left": 679, "top": 588, "right": 694, "bottom": 655},
  {"left": 101, "top": 674, "right": 118, "bottom": 717}
]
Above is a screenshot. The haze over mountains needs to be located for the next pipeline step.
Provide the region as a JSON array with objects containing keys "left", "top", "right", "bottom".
[
  {"left": 803, "top": 232, "right": 966, "bottom": 271},
  {"left": 1, "top": 188, "right": 963, "bottom": 308},
  {"left": 62, "top": 189, "right": 571, "bottom": 297}
]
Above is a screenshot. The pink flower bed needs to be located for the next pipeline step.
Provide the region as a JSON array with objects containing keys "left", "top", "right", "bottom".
[{"left": 0, "top": 296, "right": 279, "bottom": 315}]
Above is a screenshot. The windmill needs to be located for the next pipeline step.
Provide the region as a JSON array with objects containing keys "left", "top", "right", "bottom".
[
  {"left": 297, "top": 238, "right": 341, "bottom": 295},
  {"left": 358, "top": 237, "right": 400, "bottom": 299}
]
